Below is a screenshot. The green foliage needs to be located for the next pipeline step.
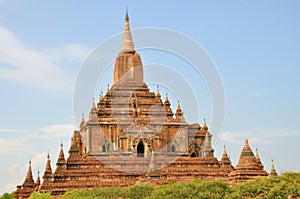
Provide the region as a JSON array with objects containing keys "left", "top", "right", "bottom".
[
  {"left": 0, "top": 192, "right": 14, "bottom": 199},
  {"left": 146, "top": 180, "right": 231, "bottom": 199},
  {"left": 227, "top": 172, "right": 300, "bottom": 199},
  {"left": 59, "top": 173, "right": 300, "bottom": 198},
  {"left": 124, "top": 183, "right": 155, "bottom": 199},
  {"left": 29, "top": 192, "right": 53, "bottom": 199},
  {"left": 62, "top": 187, "right": 125, "bottom": 199},
  {"left": 7, "top": 172, "right": 297, "bottom": 199}
]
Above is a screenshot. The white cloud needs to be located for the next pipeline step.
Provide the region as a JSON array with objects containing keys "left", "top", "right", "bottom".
[
  {"left": 0, "top": 137, "right": 34, "bottom": 155},
  {"left": 0, "top": 128, "right": 30, "bottom": 134},
  {"left": 31, "top": 152, "right": 48, "bottom": 175},
  {"left": 8, "top": 164, "right": 19, "bottom": 173},
  {"left": 219, "top": 128, "right": 300, "bottom": 145},
  {"left": 0, "top": 123, "right": 74, "bottom": 194},
  {"left": 3, "top": 153, "right": 47, "bottom": 195},
  {"left": 0, "top": 123, "right": 74, "bottom": 156},
  {"left": 54, "top": 44, "right": 91, "bottom": 62},
  {"left": 38, "top": 123, "right": 75, "bottom": 138},
  {"left": 0, "top": 26, "right": 91, "bottom": 92}
]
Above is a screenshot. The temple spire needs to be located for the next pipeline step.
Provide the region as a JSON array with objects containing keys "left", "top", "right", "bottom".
[
  {"left": 201, "top": 131, "right": 213, "bottom": 157},
  {"left": 156, "top": 85, "right": 161, "bottom": 98},
  {"left": 175, "top": 100, "right": 184, "bottom": 120},
  {"left": 236, "top": 139, "right": 258, "bottom": 169},
  {"left": 36, "top": 170, "right": 41, "bottom": 186},
  {"left": 100, "top": 91, "right": 104, "bottom": 101},
  {"left": 58, "top": 142, "right": 65, "bottom": 161},
  {"left": 91, "top": 98, "right": 96, "bottom": 110},
  {"left": 120, "top": 9, "right": 135, "bottom": 53},
  {"left": 26, "top": 160, "right": 33, "bottom": 179},
  {"left": 22, "top": 160, "right": 35, "bottom": 187},
  {"left": 256, "top": 148, "right": 264, "bottom": 169},
  {"left": 107, "top": 84, "right": 110, "bottom": 93},
  {"left": 223, "top": 145, "right": 228, "bottom": 157},
  {"left": 89, "top": 98, "right": 98, "bottom": 122},
  {"left": 80, "top": 113, "right": 85, "bottom": 130},
  {"left": 269, "top": 159, "right": 278, "bottom": 177},
  {"left": 203, "top": 118, "right": 208, "bottom": 130},
  {"left": 56, "top": 142, "right": 66, "bottom": 171},
  {"left": 81, "top": 113, "right": 85, "bottom": 123},
  {"left": 221, "top": 145, "right": 232, "bottom": 168},
  {"left": 204, "top": 131, "right": 212, "bottom": 149},
  {"left": 43, "top": 153, "right": 53, "bottom": 182},
  {"left": 45, "top": 153, "right": 52, "bottom": 174},
  {"left": 177, "top": 100, "right": 182, "bottom": 111},
  {"left": 164, "top": 93, "right": 173, "bottom": 118}
]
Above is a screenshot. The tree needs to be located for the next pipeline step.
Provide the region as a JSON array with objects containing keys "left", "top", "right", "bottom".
[{"left": 0, "top": 192, "right": 15, "bottom": 199}]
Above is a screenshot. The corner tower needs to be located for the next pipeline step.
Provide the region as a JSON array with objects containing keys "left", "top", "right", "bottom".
[{"left": 113, "top": 10, "right": 144, "bottom": 85}]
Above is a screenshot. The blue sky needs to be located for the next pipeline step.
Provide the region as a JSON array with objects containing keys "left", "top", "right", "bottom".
[{"left": 0, "top": 0, "right": 300, "bottom": 194}]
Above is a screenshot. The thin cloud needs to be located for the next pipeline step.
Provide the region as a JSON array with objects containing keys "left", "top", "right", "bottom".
[
  {"left": 52, "top": 44, "right": 91, "bottom": 62},
  {"left": 5, "top": 152, "right": 47, "bottom": 194},
  {"left": 38, "top": 123, "right": 75, "bottom": 138},
  {"left": 219, "top": 128, "right": 300, "bottom": 145},
  {"left": 0, "top": 123, "right": 74, "bottom": 155},
  {"left": 0, "top": 137, "right": 34, "bottom": 155},
  {"left": 0, "top": 26, "right": 91, "bottom": 92}
]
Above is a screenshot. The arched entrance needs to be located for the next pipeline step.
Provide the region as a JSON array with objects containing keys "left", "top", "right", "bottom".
[
  {"left": 137, "top": 141, "right": 144, "bottom": 157},
  {"left": 190, "top": 153, "right": 196, "bottom": 157}
]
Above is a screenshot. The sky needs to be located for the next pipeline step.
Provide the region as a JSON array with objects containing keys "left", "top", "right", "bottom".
[{"left": 0, "top": 0, "right": 300, "bottom": 194}]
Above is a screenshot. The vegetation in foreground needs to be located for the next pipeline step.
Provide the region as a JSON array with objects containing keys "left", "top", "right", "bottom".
[
  {"left": 0, "top": 192, "right": 14, "bottom": 199},
  {"left": 1, "top": 172, "right": 299, "bottom": 199}
]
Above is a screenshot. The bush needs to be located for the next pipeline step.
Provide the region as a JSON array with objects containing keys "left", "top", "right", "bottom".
[
  {"left": 62, "top": 187, "right": 125, "bottom": 199},
  {"left": 29, "top": 192, "right": 52, "bottom": 199},
  {"left": 0, "top": 192, "right": 14, "bottom": 199},
  {"left": 21, "top": 172, "right": 299, "bottom": 199}
]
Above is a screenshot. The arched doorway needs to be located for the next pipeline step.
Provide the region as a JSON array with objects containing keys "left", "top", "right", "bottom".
[
  {"left": 190, "top": 153, "right": 196, "bottom": 157},
  {"left": 137, "top": 141, "right": 144, "bottom": 157}
]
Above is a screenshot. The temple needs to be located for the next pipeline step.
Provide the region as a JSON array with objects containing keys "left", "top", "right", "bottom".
[{"left": 13, "top": 11, "right": 276, "bottom": 198}]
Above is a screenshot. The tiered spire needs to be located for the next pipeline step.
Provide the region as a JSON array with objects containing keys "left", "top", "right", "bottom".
[
  {"left": 201, "top": 131, "right": 213, "bottom": 157},
  {"left": 203, "top": 118, "right": 208, "bottom": 130},
  {"left": 164, "top": 93, "right": 173, "bottom": 118},
  {"left": 221, "top": 145, "right": 232, "bottom": 168},
  {"left": 228, "top": 139, "right": 269, "bottom": 184},
  {"left": 56, "top": 142, "right": 66, "bottom": 170},
  {"left": 100, "top": 91, "right": 104, "bottom": 101},
  {"left": 80, "top": 113, "right": 85, "bottom": 131},
  {"left": 97, "top": 91, "right": 106, "bottom": 114},
  {"left": 113, "top": 9, "right": 143, "bottom": 85},
  {"left": 107, "top": 84, "right": 110, "bottom": 94},
  {"left": 236, "top": 139, "right": 260, "bottom": 169},
  {"left": 58, "top": 142, "right": 65, "bottom": 161},
  {"left": 45, "top": 153, "right": 52, "bottom": 173},
  {"left": 156, "top": 85, "right": 161, "bottom": 98},
  {"left": 89, "top": 98, "right": 98, "bottom": 122},
  {"left": 22, "top": 160, "right": 35, "bottom": 188},
  {"left": 120, "top": 9, "right": 135, "bottom": 54},
  {"left": 255, "top": 148, "right": 264, "bottom": 169},
  {"left": 68, "top": 130, "right": 81, "bottom": 158},
  {"left": 36, "top": 170, "right": 40, "bottom": 186},
  {"left": 43, "top": 153, "right": 52, "bottom": 182},
  {"left": 236, "top": 139, "right": 257, "bottom": 168},
  {"left": 203, "top": 132, "right": 212, "bottom": 149},
  {"left": 175, "top": 100, "right": 184, "bottom": 120},
  {"left": 269, "top": 160, "right": 278, "bottom": 177}
]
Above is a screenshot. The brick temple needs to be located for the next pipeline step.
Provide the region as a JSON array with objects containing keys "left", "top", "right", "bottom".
[{"left": 13, "top": 11, "right": 277, "bottom": 198}]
